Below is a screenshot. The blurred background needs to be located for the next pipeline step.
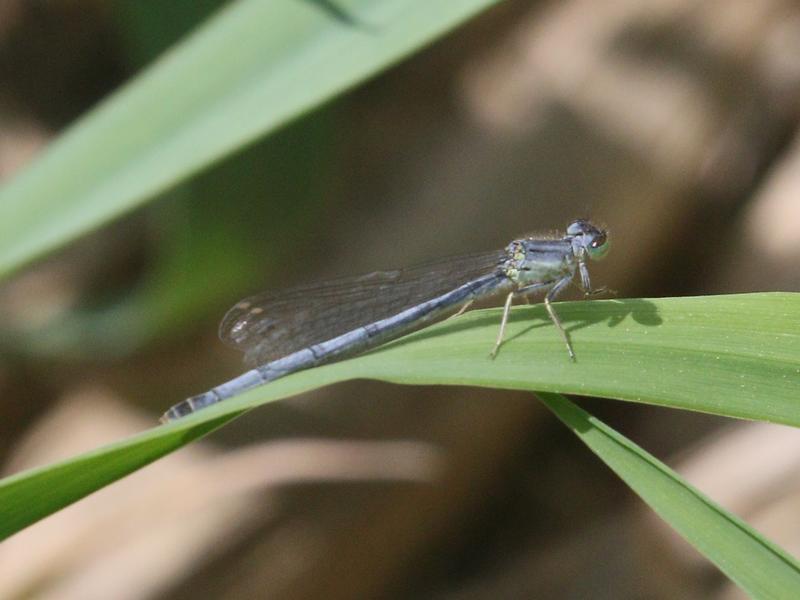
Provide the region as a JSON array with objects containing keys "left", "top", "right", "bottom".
[{"left": 1, "top": 0, "right": 800, "bottom": 598}]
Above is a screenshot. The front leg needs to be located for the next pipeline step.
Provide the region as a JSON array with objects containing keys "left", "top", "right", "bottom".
[
  {"left": 578, "top": 261, "right": 614, "bottom": 298},
  {"left": 578, "top": 261, "right": 593, "bottom": 295},
  {"left": 585, "top": 285, "right": 614, "bottom": 298}
]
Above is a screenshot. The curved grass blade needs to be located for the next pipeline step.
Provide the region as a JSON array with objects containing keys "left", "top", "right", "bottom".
[
  {"left": 538, "top": 392, "right": 800, "bottom": 598},
  {"left": 1, "top": 293, "right": 800, "bottom": 539},
  {"left": 0, "top": 414, "right": 238, "bottom": 541},
  {"left": 0, "top": 0, "right": 502, "bottom": 279}
]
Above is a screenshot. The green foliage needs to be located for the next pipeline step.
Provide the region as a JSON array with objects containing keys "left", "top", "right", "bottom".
[
  {"left": 0, "top": 0, "right": 501, "bottom": 279},
  {"left": 541, "top": 392, "right": 800, "bottom": 598},
  {"left": 3, "top": 294, "right": 800, "bottom": 599},
  {"left": 0, "top": 0, "right": 797, "bottom": 594}
]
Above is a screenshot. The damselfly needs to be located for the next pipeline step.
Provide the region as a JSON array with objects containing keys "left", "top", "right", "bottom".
[{"left": 161, "top": 220, "right": 609, "bottom": 422}]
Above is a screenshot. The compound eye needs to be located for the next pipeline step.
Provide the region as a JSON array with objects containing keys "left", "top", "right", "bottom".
[
  {"left": 587, "top": 232, "right": 610, "bottom": 260},
  {"left": 566, "top": 219, "right": 589, "bottom": 236}
]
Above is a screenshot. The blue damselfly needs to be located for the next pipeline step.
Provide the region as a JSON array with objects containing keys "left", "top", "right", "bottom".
[{"left": 161, "top": 220, "right": 609, "bottom": 422}]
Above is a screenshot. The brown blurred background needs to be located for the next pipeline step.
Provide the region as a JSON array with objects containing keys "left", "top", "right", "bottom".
[{"left": 2, "top": 1, "right": 800, "bottom": 598}]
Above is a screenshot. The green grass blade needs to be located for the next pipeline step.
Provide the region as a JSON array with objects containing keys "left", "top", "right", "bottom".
[
  {"left": 538, "top": 392, "right": 800, "bottom": 598},
  {"left": 350, "top": 292, "right": 800, "bottom": 426},
  {"left": 0, "top": 0, "right": 501, "bottom": 279},
  {"left": 2, "top": 292, "right": 800, "bottom": 539},
  {"left": 0, "top": 413, "right": 237, "bottom": 541}
]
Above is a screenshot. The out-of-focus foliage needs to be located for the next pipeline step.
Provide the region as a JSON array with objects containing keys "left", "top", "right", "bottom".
[{"left": 0, "top": 0, "right": 501, "bottom": 280}]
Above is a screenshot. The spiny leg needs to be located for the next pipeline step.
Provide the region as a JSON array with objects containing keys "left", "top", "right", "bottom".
[
  {"left": 578, "top": 261, "right": 615, "bottom": 298},
  {"left": 544, "top": 275, "right": 576, "bottom": 360},
  {"left": 578, "top": 260, "right": 592, "bottom": 294},
  {"left": 489, "top": 291, "right": 515, "bottom": 359},
  {"left": 584, "top": 285, "right": 615, "bottom": 298}
]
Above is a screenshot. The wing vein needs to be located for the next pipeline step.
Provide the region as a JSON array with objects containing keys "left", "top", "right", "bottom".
[{"left": 219, "top": 249, "right": 507, "bottom": 366}]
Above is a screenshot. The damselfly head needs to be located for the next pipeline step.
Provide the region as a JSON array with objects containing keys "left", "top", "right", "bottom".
[{"left": 566, "top": 219, "right": 610, "bottom": 261}]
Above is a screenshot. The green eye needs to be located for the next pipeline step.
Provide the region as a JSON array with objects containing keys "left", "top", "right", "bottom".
[{"left": 587, "top": 234, "right": 610, "bottom": 260}]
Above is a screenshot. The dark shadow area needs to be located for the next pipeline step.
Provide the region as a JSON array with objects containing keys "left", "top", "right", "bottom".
[{"left": 377, "top": 298, "right": 662, "bottom": 355}]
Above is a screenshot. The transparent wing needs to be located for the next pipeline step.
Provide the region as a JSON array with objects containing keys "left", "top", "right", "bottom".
[{"left": 220, "top": 249, "right": 507, "bottom": 366}]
